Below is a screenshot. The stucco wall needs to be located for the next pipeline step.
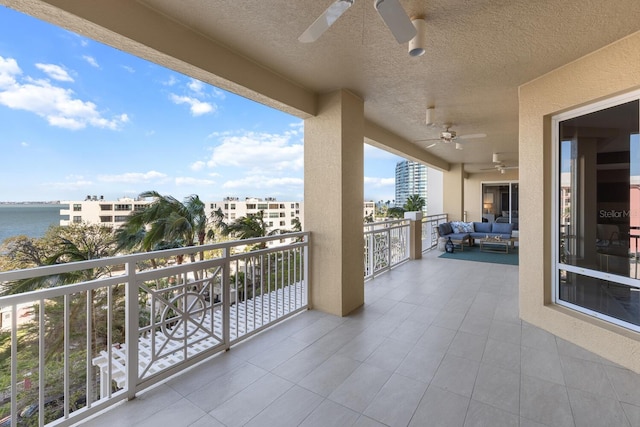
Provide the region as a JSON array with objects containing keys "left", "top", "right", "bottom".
[{"left": 519, "top": 31, "right": 640, "bottom": 372}]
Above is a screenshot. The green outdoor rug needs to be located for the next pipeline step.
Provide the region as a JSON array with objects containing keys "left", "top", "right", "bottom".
[{"left": 438, "top": 245, "right": 519, "bottom": 266}]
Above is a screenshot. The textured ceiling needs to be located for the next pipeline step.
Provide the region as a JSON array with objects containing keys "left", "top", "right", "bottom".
[
  {"left": 135, "top": 0, "right": 640, "bottom": 173},
  {"left": 8, "top": 0, "right": 640, "bottom": 173}
]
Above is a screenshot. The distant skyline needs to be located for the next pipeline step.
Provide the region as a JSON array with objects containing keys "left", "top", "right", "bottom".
[{"left": 0, "top": 6, "right": 404, "bottom": 204}]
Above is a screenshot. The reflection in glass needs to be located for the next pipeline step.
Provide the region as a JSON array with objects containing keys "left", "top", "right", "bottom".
[
  {"left": 559, "top": 100, "right": 640, "bottom": 279},
  {"left": 559, "top": 270, "right": 640, "bottom": 327}
]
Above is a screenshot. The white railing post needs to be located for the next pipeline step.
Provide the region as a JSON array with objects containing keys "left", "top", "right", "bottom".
[
  {"left": 222, "top": 247, "right": 231, "bottom": 350},
  {"left": 125, "top": 259, "right": 139, "bottom": 400}
]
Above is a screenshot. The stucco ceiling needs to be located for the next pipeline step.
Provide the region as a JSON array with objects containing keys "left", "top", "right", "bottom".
[{"left": 7, "top": 0, "right": 640, "bottom": 173}]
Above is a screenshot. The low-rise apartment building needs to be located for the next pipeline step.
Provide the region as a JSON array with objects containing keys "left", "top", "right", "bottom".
[{"left": 60, "top": 196, "right": 305, "bottom": 232}]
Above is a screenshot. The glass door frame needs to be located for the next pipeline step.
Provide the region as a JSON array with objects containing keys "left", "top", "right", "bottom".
[{"left": 551, "top": 89, "right": 640, "bottom": 331}]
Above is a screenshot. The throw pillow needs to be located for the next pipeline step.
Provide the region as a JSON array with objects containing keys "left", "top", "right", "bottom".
[{"left": 461, "top": 222, "right": 474, "bottom": 232}]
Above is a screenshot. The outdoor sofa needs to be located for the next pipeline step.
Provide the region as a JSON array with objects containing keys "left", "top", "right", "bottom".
[{"left": 437, "top": 221, "right": 514, "bottom": 249}]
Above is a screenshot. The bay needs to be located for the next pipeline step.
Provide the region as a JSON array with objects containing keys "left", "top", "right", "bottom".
[{"left": 0, "top": 204, "right": 67, "bottom": 243}]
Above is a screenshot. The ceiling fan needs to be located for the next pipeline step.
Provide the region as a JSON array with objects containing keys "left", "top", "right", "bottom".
[
  {"left": 299, "top": 0, "right": 417, "bottom": 44},
  {"left": 417, "top": 126, "right": 487, "bottom": 149},
  {"left": 481, "top": 163, "right": 519, "bottom": 174}
]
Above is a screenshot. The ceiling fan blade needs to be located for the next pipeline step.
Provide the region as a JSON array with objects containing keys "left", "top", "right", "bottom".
[
  {"left": 425, "top": 142, "right": 438, "bottom": 149},
  {"left": 458, "top": 133, "right": 487, "bottom": 140},
  {"left": 374, "top": 0, "right": 416, "bottom": 44},
  {"left": 298, "top": 0, "right": 354, "bottom": 43}
]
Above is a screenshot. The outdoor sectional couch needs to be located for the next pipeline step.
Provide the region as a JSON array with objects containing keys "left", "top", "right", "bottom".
[{"left": 438, "top": 221, "right": 514, "bottom": 248}]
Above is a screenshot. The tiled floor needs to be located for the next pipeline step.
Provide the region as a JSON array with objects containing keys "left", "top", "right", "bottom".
[{"left": 80, "top": 250, "right": 640, "bottom": 427}]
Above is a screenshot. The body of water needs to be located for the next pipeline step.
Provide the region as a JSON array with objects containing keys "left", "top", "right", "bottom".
[{"left": 0, "top": 204, "right": 67, "bottom": 243}]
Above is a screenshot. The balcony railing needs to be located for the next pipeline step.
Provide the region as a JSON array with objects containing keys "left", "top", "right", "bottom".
[
  {"left": 422, "top": 213, "right": 448, "bottom": 251},
  {"left": 364, "top": 219, "right": 411, "bottom": 279},
  {"left": 0, "top": 232, "right": 309, "bottom": 427}
]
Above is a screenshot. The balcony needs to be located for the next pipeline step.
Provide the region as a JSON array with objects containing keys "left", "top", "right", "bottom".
[
  {"left": 2, "top": 224, "right": 640, "bottom": 426},
  {"left": 78, "top": 249, "right": 640, "bottom": 427}
]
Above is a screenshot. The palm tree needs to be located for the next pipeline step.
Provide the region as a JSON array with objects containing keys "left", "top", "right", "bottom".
[
  {"left": 116, "top": 191, "right": 211, "bottom": 264},
  {"left": 403, "top": 194, "right": 426, "bottom": 213},
  {"left": 222, "top": 210, "right": 278, "bottom": 250}
]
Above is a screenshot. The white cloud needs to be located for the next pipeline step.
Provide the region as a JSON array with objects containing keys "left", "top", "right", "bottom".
[
  {"left": 0, "top": 56, "right": 129, "bottom": 130},
  {"left": 211, "top": 87, "right": 226, "bottom": 100},
  {"left": 206, "top": 131, "right": 303, "bottom": 171},
  {"left": 0, "top": 57, "right": 21, "bottom": 88},
  {"left": 187, "top": 78, "right": 204, "bottom": 95},
  {"left": 364, "top": 177, "right": 395, "bottom": 187},
  {"left": 222, "top": 175, "right": 303, "bottom": 190},
  {"left": 83, "top": 55, "right": 99, "bottom": 68},
  {"left": 45, "top": 176, "right": 93, "bottom": 190},
  {"left": 20, "top": 141, "right": 29, "bottom": 147},
  {"left": 190, "top": 160, "right": 206, "bottom": 171},
  {"left": 122, "top": 65, "right": 135, "bottom": 73},
  {"left": 97, "top": 170, "right": 168, "bottom": 184},
  {"left": 175, "top": 177, "right": 216, "bottom": 186},
  {"left": 35, "top": 63, "right": 74, "bottom": 82},
  {"left": 163, "top": 75, "right": 178, "bottom": 86},
  {"left": 170, "top": 94, "right": 215, "bottom": 116}
]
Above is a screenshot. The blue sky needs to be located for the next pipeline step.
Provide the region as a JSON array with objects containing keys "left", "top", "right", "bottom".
[{"left": 0, "top": 6, "right": 403, "bottom": 203}]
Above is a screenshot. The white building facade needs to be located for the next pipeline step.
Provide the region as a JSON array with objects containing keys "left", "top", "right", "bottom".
[
  {"left": 395, "top": 160, "right": 428, "bottom": 212},
  {"left": 60, "top": 196, "right": 304, "bottom": 233}
]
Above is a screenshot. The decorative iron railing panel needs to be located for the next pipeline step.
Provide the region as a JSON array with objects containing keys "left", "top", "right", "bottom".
[
  {"left": 422, "top": 213, "right": 448, "bottom": 251},
  {"left": 364, "top": 219, "right": 410, "bottom": 280}
]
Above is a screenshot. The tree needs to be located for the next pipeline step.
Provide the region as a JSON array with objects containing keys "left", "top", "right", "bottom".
[
  {"left": 1, "top": 223, "right": 116, "bottom": 295},
  {"left": 221, "top": 210, "right": 278, "bottom": 250},
  {"left": 116, "top": 191, "right": 212, "bottom": 264},
  {"left": 387, "top": 207, "right": 406, "bottom": 218},
  {"left": 403, "top": 194, "right": 425, "bottom": 212}
]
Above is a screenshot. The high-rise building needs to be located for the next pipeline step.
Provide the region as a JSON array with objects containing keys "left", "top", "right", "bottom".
[{"left": 395, "top": 160, "right": 428, "bottom": 212}]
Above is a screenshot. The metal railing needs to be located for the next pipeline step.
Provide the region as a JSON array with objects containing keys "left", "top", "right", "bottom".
[
  {"left": 422, "top": 213, "right": 448, "bottom": 251},
  {"left": 0, "top": 232, "right": 309, "bottom": 427},
  {"left": 364, "top": 219, "right": 411, "bottom": 280}
]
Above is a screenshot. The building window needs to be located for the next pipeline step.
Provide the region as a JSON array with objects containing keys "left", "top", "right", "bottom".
[
  {"left": 230, "top": 203, "right": 236, "bottom": 210},
  {"left": 73, "top": 216, "right": 82, "bottom": 223},
  {"left": 230, "top": 213, "right": 236, "bottom": 220},
  {"left": 280, "top": 221, "right": 286, "bottom": 226},
  {"left": 269, "top": 212, "right": 279, "bottom": 218},
  {"left": 268, "top": 221, "right": 273, "bottom": 226},
  {"left": 114, "top": 216, "right": 128, "bottom": 222},
  {"left": 554, "top": 91, "right": 640, "bottom": 331},
  {"left": 269, "top": 204, "right": 279, "bottom": 209},
  {"left": 100, "top": 216, "right": 113, "bottom": 223},
  {"left": 114, "top": 204, "right": 132, "bottom": 211},
  {"left": 100, "top": 204, "right": 113, "bottom": 211},
  {"left": 73, "top": 204, "right": 82, "bottom": 211},
  {"left": 247, "top": 204, "right": 256, "bottom": 210},
  {"left": 257, "top": 204, "right": 268, "bottom": 210},
  {"left": 134, "top": 204, "right": 147, "bottom": 212}
]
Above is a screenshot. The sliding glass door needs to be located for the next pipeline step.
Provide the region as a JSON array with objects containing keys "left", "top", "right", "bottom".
[{"left": 482, "top": 182, "right": 519, "bottom": 230}]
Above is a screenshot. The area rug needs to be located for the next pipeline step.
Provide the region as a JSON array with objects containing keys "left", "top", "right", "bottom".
[{"left": 438, "top": 245, "right": 519, "bottom": 266}]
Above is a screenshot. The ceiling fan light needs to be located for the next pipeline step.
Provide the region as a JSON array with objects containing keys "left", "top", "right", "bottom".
[
  {"left": 408, "top": 18, "right": 426, "bottom": 57},
  {"left": 455, "top": 142, "right": 463, "bottom": 150}
]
